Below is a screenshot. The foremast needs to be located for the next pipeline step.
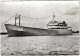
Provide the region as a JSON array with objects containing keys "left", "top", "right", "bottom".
[{"left": 15, "top": 14, "right": 21, "bottom": 26}]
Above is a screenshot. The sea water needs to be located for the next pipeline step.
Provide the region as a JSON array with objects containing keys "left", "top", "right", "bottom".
[{"left": 1, "top": 33, "right": 79, "bottom": 56}]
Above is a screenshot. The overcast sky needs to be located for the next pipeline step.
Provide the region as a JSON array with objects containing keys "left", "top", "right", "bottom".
[
  {"left": 0, "top": 1, "right": 79, "bottom": 32},
  {"left": 1, "top": 0, "right": 79, "bottom": 1}
]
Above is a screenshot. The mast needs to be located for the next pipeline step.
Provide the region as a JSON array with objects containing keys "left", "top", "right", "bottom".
[
  {"left": 19, "top": 15, "right": 21, "bottom": 26},
  {"left": 15, "top": 14, "right": 21, "bottom": 26},
  {"left": 15, "top": 14, "right": 17, "bottom": 25},
  {"left": 53, "top": 12, "right": 55, "bottom": 21}
]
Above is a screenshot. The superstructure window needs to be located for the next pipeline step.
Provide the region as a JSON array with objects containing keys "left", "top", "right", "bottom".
[
  {"left": 49, "top": 28, "right": 67, "bottom": 29},
  {"left": 48, "top": 25, "right": 59, "bottom": 26},
  {"left": 50, "top": 28, "right": 60, "bottom": 29}
]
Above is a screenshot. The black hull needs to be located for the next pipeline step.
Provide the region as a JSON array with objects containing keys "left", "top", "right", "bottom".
[{"left": 5, "top": 24, "right": 58, "bottom": 36}]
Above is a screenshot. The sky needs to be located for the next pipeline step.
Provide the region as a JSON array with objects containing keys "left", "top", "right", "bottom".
[
  {"left": 1, "top": 0, "right": 79, "bottom": 1},
  {"left": 0, "top": 1, "right": 79, "bottom": 32}
]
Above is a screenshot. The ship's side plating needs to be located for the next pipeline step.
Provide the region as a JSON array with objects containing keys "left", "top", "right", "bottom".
[{"left": 5, "top": 24, "right": 58, "bottom": 36}]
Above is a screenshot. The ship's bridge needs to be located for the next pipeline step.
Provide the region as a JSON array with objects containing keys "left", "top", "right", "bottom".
[
  {"left": 47, "top": 20, "right": 59, "bottom": 29},
  {"left": 47, "top": 20, "right": 71, "bottom": 29}
]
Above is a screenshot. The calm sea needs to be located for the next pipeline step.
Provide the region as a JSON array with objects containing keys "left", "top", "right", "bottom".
[{"left": 1, "top": 33, "right": 79, "bottom": 56}]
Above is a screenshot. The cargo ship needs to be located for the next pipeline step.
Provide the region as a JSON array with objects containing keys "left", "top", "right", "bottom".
[{"left": 5, "top": 12, "right": 72, "bottom": 36}]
